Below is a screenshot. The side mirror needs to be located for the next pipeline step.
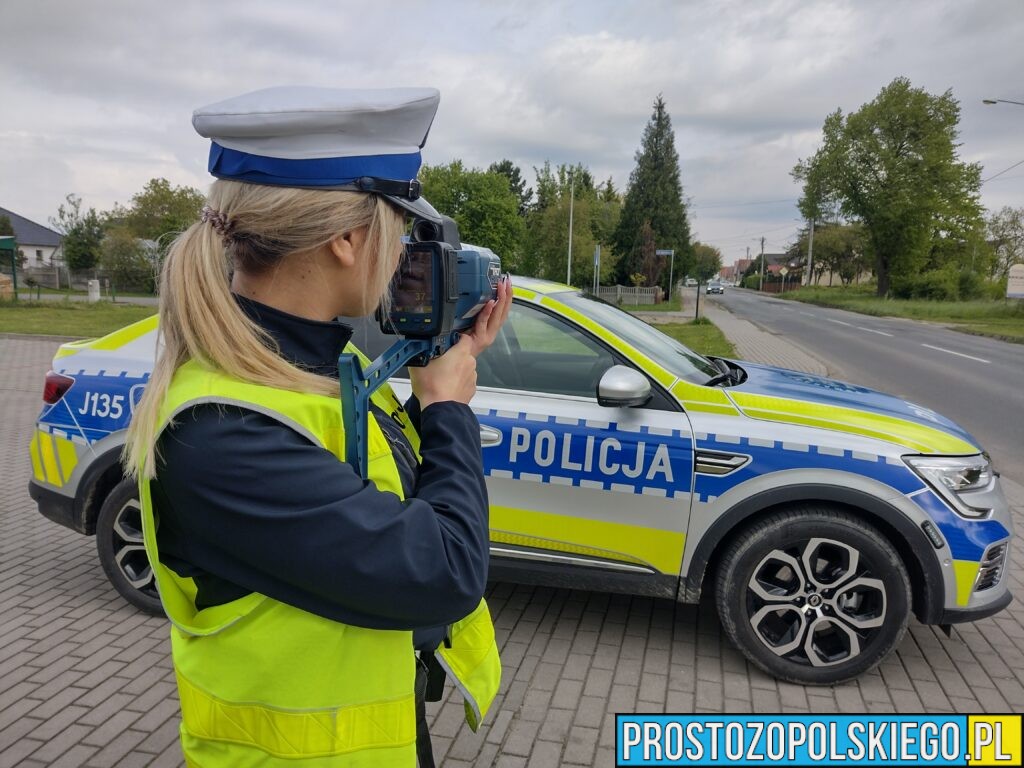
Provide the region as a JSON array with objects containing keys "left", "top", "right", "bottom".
[{"left": 597, "top": 365, "right": 651, "bottom": 408}]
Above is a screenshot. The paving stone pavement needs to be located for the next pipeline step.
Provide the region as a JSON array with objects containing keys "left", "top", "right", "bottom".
[{"left": 3, "top": 333, "right": 1024, "bottom": 767}]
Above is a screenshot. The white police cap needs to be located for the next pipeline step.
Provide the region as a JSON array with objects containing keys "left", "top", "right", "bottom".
[{"left": 192, "top": 86, "right": 443, "bottom": 220}]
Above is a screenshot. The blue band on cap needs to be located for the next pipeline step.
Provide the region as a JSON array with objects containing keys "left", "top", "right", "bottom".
[{"left": 208, "top": 142, "right": 422, "bottom": 187}]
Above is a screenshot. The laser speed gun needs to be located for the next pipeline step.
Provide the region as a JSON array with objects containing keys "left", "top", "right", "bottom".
[{"left": 338, "top": 212, "right": 502, "bottom": 475}]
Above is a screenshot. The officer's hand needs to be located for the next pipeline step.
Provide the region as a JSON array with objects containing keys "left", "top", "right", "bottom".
[
  {"left": 409, "top": 336, "right": 477, "bottom": 409},
  {"left": 464, "top": 276, "right": 512, "bottom": 357}
]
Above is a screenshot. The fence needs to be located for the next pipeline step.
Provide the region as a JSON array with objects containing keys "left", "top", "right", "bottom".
[
  {"left": 1, "top": 264, "right": 160, "bottom": 296},
  {"left": 596, "top": 285, "right": 664, "bottom": 305}
]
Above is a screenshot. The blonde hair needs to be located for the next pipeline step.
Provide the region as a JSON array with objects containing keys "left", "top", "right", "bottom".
[{"left": 123, "top": 180, "right": 405, "bottom": 480}]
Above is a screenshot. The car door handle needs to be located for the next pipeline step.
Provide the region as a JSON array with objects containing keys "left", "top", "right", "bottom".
[{"left": 479, "top": 425, "right": 503, "bottom": 447}]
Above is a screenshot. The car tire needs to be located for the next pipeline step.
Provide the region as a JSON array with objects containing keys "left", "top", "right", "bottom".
[
  {"left": 96, "top": 477, "right": 164, "bottom": 616},
  {"left": 716, "top": 507, "right": 910, "bottom": 685}
]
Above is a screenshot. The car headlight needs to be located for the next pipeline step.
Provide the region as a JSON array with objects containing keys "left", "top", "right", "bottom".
[{"left": 904, "top": 454, "right": 993, "bottom": 518}]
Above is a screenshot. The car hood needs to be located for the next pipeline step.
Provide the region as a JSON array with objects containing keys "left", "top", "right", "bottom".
[{"left": 724, "top": 360, "right": 981, "bottom": 454}]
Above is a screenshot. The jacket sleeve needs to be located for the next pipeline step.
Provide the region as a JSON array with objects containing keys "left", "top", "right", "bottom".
[
  {"left": 404, "top": 394, "right": 422, "bottom": 433},
  {"left": 151, "top": 400, "right": 490, "bottom": 631}
]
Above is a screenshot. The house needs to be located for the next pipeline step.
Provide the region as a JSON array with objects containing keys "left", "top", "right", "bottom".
[
  {"left": 733, "top": 258, "right": 752, "bottom": 278},
  {"left": 0, "top": 207, "right": 63, "bottom": 268}
]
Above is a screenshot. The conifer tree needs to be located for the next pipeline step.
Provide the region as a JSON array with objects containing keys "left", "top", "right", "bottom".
[{"left": 612, "top": 95, "right": 692, "bottom": 287}]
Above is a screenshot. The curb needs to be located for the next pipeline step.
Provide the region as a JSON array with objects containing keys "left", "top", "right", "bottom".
[{"left": 0, "top": 332, "right": 84, "bottom": 342}]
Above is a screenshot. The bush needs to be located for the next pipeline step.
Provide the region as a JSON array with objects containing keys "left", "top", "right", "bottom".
[
  {"left": 986, "top": 277, "right": 1009, "bottom": 300},
  {"left": 957, "top": 270, "right": 987, "bottom": 301},
  {"left": 741, "top": 275, "right": 761, "bottom": 290},
  {"left": 891, "top": 268, "right": 959, "bottom": 301},
  {"left": 100, "top": 228, "right": 156, "bottom": 293}
]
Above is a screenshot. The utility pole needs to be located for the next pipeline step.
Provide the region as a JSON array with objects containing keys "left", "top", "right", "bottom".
[
  {"left": 566, "top": 169, "right": 575, "bottom": 286},
  {"left": 805, "top": 220, "right": 815, "bottom": 287},
  {"left": 759, "top": 237, "right": 765, "bottom": 292}
]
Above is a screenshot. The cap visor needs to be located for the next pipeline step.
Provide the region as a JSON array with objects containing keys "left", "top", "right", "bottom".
[{"left": 383, "top": 194, "right": 443, "bottom": 223}]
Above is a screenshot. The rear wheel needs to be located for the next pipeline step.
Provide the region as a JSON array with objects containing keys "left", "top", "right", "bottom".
[
  {"left": 96, "top": 478, "right": 163, "bottom": 615},
  {"left": 716, "top": 507, "right": 910, "bottom": 684}
]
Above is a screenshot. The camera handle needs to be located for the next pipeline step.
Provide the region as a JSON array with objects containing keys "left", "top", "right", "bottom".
[{"left": 338, "top": 334, "right": 459, "bottom": 476}]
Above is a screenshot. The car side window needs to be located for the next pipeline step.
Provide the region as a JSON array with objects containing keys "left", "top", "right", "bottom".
[{"left": 476, "top": 303, "right": 616, "bottom": 397}]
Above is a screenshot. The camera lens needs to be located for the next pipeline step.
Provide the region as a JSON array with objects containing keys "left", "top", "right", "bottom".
[{"left": 411, "top": 219, "right": 440, "bottom": 242}]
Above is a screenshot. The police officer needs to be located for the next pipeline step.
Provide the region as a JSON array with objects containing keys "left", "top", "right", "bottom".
[{"left": 124, "top": 86, "right": 510, "bottom": 767}]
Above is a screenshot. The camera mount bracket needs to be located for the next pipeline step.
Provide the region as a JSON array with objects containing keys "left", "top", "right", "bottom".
[{"left": 338, "top": 334, "right": 459, "bottom": 475}]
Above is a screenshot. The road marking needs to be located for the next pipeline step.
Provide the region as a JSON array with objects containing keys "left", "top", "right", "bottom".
[
  {"left": 857, "top": 326, "right": 894, "bottom": 337},
  {"left": 800, "top": 311, "right": 815, "bottom": 317},
  {"left": 827, "top": 318, "right": 854, "bottom": 327},
  {"left": 921, "top": 343, "right": 991, "bottom": 364}
]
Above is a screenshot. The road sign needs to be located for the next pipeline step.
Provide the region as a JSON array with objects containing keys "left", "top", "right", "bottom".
[
  {"left": 1008, "top": 263, "right": 1024, "bottom": 299},
  {"left": 779, "top": 266, "right": 789, "bottom": 276},
  {"left": 655, "top": 249, "right": 673, "bottom": 256}
]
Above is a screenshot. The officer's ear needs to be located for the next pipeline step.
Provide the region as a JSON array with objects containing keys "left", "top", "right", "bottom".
[{"left": 328, "top": 227, "right": 368, "bottom": 269}]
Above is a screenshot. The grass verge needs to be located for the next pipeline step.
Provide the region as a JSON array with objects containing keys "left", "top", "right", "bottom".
[
  {"left": 621, "top": 297, "right": 682, "bottom": 312},
  {"left": 0, "top": 300, "right": 156, "bottom": 337},
  {"left": 782, "top": 286, "right": 1024, "bottom": 343},
  {"left": 656, "top": 317, "right": 737, "bottom": 358}
]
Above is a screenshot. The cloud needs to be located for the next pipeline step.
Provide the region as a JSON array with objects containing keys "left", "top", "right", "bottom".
[{"left": 1, "top": 0, "right": 1021, "bottom": 255}]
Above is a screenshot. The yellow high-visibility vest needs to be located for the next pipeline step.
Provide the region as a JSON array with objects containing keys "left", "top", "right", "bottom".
[{"left": 139, "top": 351, "right": 500, "bottom": 767}]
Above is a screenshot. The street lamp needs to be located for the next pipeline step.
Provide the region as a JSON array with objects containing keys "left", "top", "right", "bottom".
[
  {"left": 983, "top": 98, "right": 1024, "bottom": 107},
  {"left": 566, "top": 168, "right": 575, "bottom": 286}
]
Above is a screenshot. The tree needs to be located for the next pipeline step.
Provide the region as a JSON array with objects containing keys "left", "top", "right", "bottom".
[
  {"left": 419, "top": 161, "right": 525, "bottom": 270},
  {"left": 487, "top": 159, "right": 533, "bottom": 215},
  {"left": 100, "top": 227, "right": 153, "bottom": 291},
  {"left": 531, "top": 161, "right": 595, "bottom": 213},
  {"left": 50, "top": 194, "right": 105, "bottom": 270},
  {"left": 612, "top": 95, "right": 693, "bottom": 287},
  {"left": 794, "top": 78, "right": 983, "bottom": 296},
  {"left": 113, "top": 178, "right": 206, "bottom": 250},
  {"left": 591, "top": 178, "right": 622, "bottom": 246},
  {"left": 692, "top": 243, "right": 723, "bottom": 282},
  {"left": 987, "top": 206, "right": 1024, "bottom": 281},
  {"left": 521, "top": 163, "right": 620, "bottom": 285},
  {"left": 793, "top": 223, "right": 869, "bottom": 286}
]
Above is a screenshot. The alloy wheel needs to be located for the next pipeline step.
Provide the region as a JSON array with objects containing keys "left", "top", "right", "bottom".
[
  {"left": 746, "top": 537, "right": 886, "bottom": 667},
  {"left": 109, "top": 498, "right": 158, "bottom": 598}
]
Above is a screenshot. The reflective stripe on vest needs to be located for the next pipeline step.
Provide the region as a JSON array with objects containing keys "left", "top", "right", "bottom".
[{"left": 177, "top": 672, "right": 416, "bottom": 759}]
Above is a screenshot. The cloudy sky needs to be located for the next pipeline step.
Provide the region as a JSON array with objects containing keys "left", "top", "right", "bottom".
[{"left": 3, "top": 0, "right": 1022, "bottom": 266}]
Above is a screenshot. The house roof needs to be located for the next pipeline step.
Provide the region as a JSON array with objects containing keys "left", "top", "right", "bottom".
[{"left": 0, "top": 207, "right": 62, "bottom": 248}]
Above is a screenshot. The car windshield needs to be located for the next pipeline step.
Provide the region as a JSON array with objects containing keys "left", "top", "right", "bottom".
[{"left": 558, "top": 291, "right": 720, "bottom": 384}]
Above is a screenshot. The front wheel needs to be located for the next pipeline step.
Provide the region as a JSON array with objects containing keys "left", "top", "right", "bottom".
[
  {"left": 716, "top": 507, "right": 910, "bottom": 685},
  {"left": 96, "top": 477, "right": 164, "bottom": 615}
]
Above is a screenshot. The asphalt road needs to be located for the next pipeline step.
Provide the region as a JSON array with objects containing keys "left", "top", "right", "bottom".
[{"left": 707, "top": 288, "right": 1024, "bottom": 485}]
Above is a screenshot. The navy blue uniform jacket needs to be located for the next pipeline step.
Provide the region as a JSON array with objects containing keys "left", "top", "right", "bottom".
[{"left": 151, "top": 295, "right": 490, "bottom": 649}]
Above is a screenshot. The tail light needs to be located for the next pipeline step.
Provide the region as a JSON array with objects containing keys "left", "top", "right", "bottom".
[{"left": 43, "top": 371, "right": 75, "bottom": 404}]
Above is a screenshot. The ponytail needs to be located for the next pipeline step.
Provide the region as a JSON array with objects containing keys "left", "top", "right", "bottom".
[{"left": 123, "top": 181, "right": 404, "bottom": 480}]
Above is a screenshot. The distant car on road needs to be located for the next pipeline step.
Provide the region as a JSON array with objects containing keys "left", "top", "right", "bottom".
[
  {"left": 707, "top": 280, "right": 725, "bottom": 295},
  {"left": 684, "top": 277, "right": 698, "bottom": 287}
]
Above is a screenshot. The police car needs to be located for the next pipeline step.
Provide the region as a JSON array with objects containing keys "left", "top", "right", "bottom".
[{"left": 28, "top": 276, "right": 1012, "bottom": 684}]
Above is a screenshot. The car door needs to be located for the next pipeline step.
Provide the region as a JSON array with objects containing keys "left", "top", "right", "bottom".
[{"left": 472, "top": 300, "right": 695, "bottom": 584}]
